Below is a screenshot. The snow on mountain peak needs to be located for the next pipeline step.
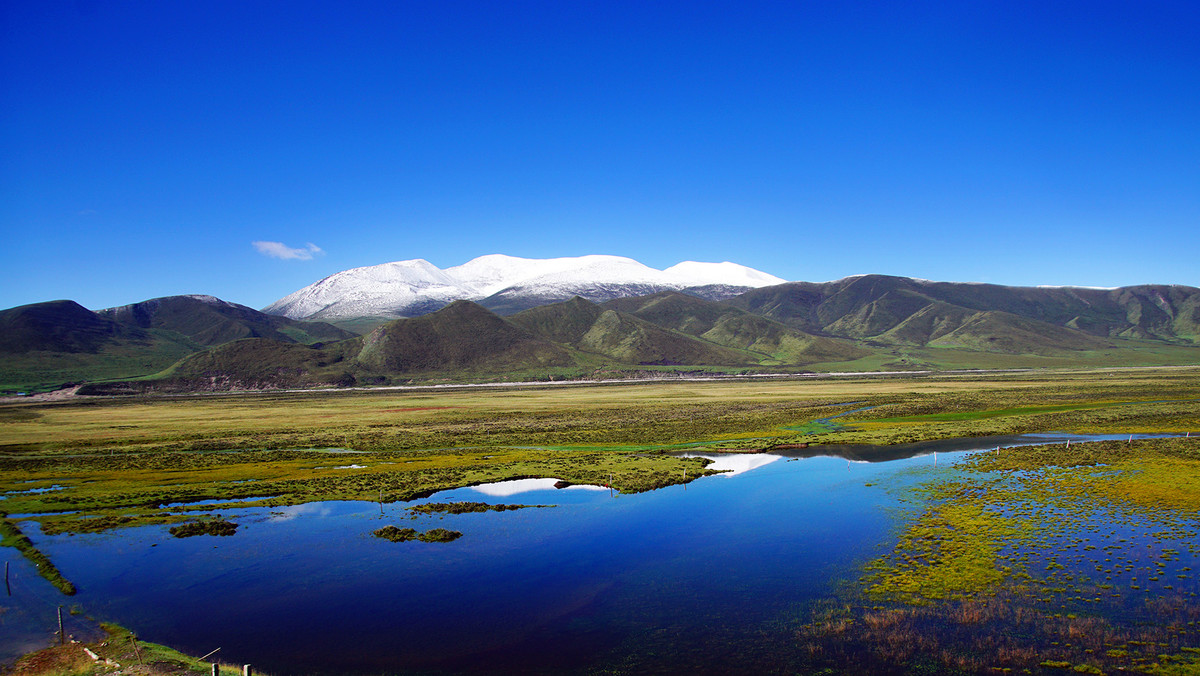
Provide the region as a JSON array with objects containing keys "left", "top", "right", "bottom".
[
  {"left": 664, "top": 261, "right": 789, "bottom": 287},
  {"left": 265, "top": 255, "right": 790, "bottom": 320}
]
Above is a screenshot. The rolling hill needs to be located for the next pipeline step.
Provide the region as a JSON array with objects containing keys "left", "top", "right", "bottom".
[
  {"left": 602, "top": 292, "right": 871, "bottom": 364},
  {"left": 5, "top": 273, "right": 1200, "bottom": 394},
  {"left": 509, "top": 297, "right": 759, "bottom": 365},
  {"left": 99, "top": 295, "right": 354, "bottom": 346},
  {"left": 729, "top": 275, "right": 1200, "bottom": 346},
  {"left": 356, "top": 300, "right": 575, "bottom": 374}
]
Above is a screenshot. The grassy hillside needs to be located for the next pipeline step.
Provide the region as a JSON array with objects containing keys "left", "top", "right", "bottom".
[
  {"left": 730, "top": 276, "right": 1200, "bottom": 344},
  {"left": 511, "top": 296, "right": 760, "bottom": 365},
  {"left": 508, "top": 296, "right": 606, "bottom": 344},
  {"left": 0, "top": 300, "right": 143, "bottom": 353},
  {"left": 0, "top": 301, "right": 204, "bottom": 392},
  {"left": 100, "top": 295, "right": 354, "bottom": 345},
  {"left": 6, "top": 279, "right": 1199, "bottom": 394},
  {"left": 357, "top": 300, "right": 575, "bottom": 373},
  {"left": 604, "top": 292, "right": 869, "bottom": 364}
]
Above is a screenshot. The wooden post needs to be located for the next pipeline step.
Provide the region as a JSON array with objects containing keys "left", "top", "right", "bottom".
[
  {"left": 243, "top": 664, "right": 252, "bottom": 676},
  {"left": 58, "top": 606, "right": 64, "bottom": 645},
  {"left": 211, "top": 664, "right": 219, "bottom": 676},
  {"left": 199, "top": 648, "right": 221, "bottom": 661},
  {"left": 5, "top": 560, "right": 9, "bottom": 596},
  {"left": 1066, "top": 439, "right": 1070, "bottom": 448},
  {"left": 131, "top": 635, "right": 143, "bottom": 664}
]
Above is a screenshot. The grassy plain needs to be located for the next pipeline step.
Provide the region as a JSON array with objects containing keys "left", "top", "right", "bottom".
[
  {"left": 2, "top": 366, "right": 1199, "bottom": 673},
  {"left": 0, "top": 367, "right": 1197, "bottom": 586}
]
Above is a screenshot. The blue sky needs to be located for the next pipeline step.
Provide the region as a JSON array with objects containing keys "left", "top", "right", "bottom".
[{"left": 2, "top": 0, "right": 1197, "bottom": 311}]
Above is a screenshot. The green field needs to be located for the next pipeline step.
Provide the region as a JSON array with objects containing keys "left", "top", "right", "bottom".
[
  {"left": 3, "top": 366, "right": 1200, "bottom": 674},
  {"left": 3, "top": 367, "right": 1198, "bottom": 540}
]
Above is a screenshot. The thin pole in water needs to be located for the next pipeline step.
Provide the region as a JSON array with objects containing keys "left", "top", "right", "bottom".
[{"left": 58, "top": 606, "right": 64, "bottom": 645}]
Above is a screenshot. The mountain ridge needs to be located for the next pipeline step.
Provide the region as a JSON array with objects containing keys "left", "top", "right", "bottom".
[
  {"left": 5, "top": 272, "right": 1200, "bottom": 394},
  {"left": 263, "top": 254, "right": 789, "bottom": 320}
]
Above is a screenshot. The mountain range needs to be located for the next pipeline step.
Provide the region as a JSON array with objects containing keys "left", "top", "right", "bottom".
[
  {"left": 1, "top": 255, "right": 1198, "bottom": 394},
  {"left": 263, "top": 254, "right": 788, "bottom": 321}
]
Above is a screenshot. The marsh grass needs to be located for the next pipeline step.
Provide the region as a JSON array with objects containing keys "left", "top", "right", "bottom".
[
  {"left": 2, "top": 368, "right": 1198, "bottom": 603},
  {"left": 3, "top": 621, "right": 256, "bottom": 675},
  {"left": 372, "top": 525, "right": 462, "bottom": 543},
  {"left": 406, "top": 501, "right": 548, "bottom": 515},
  {"left": 804, "top": 436, "right": 1200, "bottom": 674},
  {"left": 0, "top": 516, "right": 75, "bottom": 595},
  {"left": 168, "top": 518, "right": 237, "bottom": 537}
]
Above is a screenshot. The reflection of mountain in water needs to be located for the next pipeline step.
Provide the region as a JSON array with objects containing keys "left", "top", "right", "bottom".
[
  {"left": 471, "top": 478, "right": 609, "bottom": 497},
  {"left": 681, "top": 453, "right": 783, "bottom": 476},
  {"left": 774, "top": 432, "right": 1186, "bottom": 463}
]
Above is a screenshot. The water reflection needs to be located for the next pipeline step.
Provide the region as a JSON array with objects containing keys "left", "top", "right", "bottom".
[
  {"left": 679, "top": 453, "right": 783, "bottom": 476},
  {"left": 268, "top": 502, "right": 336, "bottom": 521},
  {"left": 8, "top": 430, "right": 1193, "bottom": 674},
  {"left": 470, "top": 478, "right": 608, "bottom": 497}
]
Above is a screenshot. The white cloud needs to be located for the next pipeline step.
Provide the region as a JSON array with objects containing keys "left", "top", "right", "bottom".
[{"left": 253, "top": 241, "right": 324, "bottom": 260}]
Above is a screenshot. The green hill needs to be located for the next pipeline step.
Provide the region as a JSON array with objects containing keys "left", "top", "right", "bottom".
[
  {"left": 507, "top": 297, "right": 606, "bottom": 344},
  {"left": 925, "top": 311, "right": 1113, "bottom": 355},
  {"left": 357, "top": 300, "right": 574, "bottom": 373},
  {"left": 603, "top": 292, "right": 869, "bottom": 364},
  {"left": 0, "top": 301, "right": 201, "bottom": 392},
  {"left": 0, "top": 300, "right": 143, "bottom": 354},
  {"left": 79, "top": 338, "right": 364, "bottom": 394},
  {"left": 730, "top": 276, "right": 1200, "bottom": 344},
  {"left": 100, "top": 295, "right": 354, "bottom": 346},
  {"left": 510, "top": 296, "right": 759, "bottom": 365}
]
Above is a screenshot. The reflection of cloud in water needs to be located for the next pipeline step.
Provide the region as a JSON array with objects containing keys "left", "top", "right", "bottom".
[
  {"left": 471, "top": 478, "right": 608, "bottom": 497},
  {"left": 270, "top": 503, "right": 335, "bottom": 521},
  {"left": 686, "top": 454, "right": 783, "bottom": 476}
]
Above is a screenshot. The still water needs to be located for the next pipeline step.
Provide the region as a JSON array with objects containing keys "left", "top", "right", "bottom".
[{"left": 1, "top": 433, "right": 1184, "bottom": 674}]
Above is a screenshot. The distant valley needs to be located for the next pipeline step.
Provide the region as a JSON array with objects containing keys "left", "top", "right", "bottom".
[{"left": 1, "top": 255, "right": 1198, "bottom": 393}]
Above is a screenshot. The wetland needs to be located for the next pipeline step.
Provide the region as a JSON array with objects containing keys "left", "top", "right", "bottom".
[{"left": 2, "top": 367, "right": 1199, "bottom": 674}]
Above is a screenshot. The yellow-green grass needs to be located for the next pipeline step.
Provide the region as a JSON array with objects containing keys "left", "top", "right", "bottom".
[
  {"left": 816, "top": 436, "right": 1200, "bottom": 675},
  {"left": 803, "top": 341, "right": 1200, "bottom": 373},
  {"left": 2, "top": 368, "right": 1198, "bottom": 598},
  {"left": 5, "top": 622, "right": 254, "bottom": 675}
]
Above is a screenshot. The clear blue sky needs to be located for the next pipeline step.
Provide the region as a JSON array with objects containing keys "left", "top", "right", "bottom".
[{"left": 2, "top": 0, "right": 1197, "bottom": 311}]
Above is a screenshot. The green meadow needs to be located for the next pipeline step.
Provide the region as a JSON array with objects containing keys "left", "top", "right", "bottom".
[{"left": 2, "top": 367, "right": 1199, "bottom": 674}]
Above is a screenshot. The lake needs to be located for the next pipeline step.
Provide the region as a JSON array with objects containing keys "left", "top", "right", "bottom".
[{"left": 2, "top": 432, "right": 1192, "bottom": 674}]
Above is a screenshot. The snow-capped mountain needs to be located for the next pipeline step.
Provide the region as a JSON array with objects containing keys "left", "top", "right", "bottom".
[{"left": 263, "top": 254, "right": 789, "bottom": 320}]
